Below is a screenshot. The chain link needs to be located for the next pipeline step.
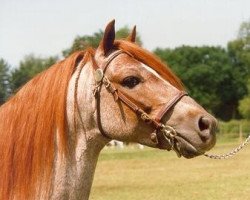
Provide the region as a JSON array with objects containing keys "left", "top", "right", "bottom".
[{"left": 204, "top": 135, "right": 250, "bottom": 159}]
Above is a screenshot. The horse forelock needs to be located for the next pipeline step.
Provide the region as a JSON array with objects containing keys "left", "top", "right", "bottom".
[
  {"left": 0, "top": 50, "right": 93, "bottom": 200},
  {"left": 114, "top": 40, "right": 185, "bottom": 91}
]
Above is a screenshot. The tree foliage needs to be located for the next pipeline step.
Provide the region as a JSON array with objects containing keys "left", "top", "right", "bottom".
[
  {"left": 10, "top": 55, "right": 58, "bottom": 92},
  {"left": 239, "top": 77, "right": 250, "bottom": 119},
  {"left": 62, "top": 31, "right": 103, "bottom": 57},
  {"left": 231, "top": 19, "right": 250, "bottom": 119},
  {"left": 239, "top": 97, "right": 250, "bottom": 119},
  {"left": 0, "top": 59, "right": 10, "bottom": 104},
  {"left": 228, "top": 19, "right": 250, "bottom": 78}
]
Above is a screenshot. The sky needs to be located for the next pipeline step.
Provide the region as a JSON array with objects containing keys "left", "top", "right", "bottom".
[{"left": 1, "top": 0, "right": 250, "bottom": 67}]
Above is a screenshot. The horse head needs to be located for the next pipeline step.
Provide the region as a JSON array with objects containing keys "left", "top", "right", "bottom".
[{"left": 90, "top": 20, "right": 217, "bottom": 158}]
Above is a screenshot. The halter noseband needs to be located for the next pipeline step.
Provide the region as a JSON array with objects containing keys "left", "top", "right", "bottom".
[{"left": 92, "top": 50, "right": 188, "bottom": 155}]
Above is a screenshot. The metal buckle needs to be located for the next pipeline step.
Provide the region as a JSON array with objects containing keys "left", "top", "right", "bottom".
[
  {"left": 103, "top": 77, "right": 111, "bottom": 88},
  {"left": 160, "top": 124, "right": 181, "bottom": 157},
  {"left": 160, "top": 124, "right": 177, "bottom": 139},
  {"left": 140, "top": 113, "right": 152, "bottom": 123}
]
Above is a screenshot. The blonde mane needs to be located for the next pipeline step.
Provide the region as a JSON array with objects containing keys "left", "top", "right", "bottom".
[{"left": 0, "top": 40, "right": 183, "bottom": 199}]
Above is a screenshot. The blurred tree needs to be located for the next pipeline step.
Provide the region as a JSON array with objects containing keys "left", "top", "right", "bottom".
[
  {"left": 239, "top": 97, "right": 250, "bottom": 119},
  {"left": 239, "top": 79, "right": 250, "bottom": 119},
  {"left": 228, "top": 19, "right": 250, "bottom": 77},
  {"left": 0, "top": 59, "right": 10, "bottom": 105},
  {"left": 62, "top": 26, "right": 142, "bottom": 57},
  {"left": 238, "top": 20, "right": 250, "bottom": 40},
  {"left": 10, "top": 55, "right": 58, "bottom": 92},
  {"left": 62, "top": 31, "right": 103, "bottom": 57},
  {"left": 229, "top": 19, "right": 250, "bottom": 119},
  {"left": 154, "top": 46, "right": 247, "bottom": 120}
]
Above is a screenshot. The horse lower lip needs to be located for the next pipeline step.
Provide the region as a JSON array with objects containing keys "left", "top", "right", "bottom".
[{"left": 174, "top": 136, "right": 202, "bottom": 158}]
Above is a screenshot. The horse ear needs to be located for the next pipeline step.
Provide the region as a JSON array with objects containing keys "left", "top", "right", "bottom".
[
  {"left": 127, "top": 26, "right": 136, "bottom": 43},
  {"left": 98, "top": 20, "right": 116, "bottom": 55}
]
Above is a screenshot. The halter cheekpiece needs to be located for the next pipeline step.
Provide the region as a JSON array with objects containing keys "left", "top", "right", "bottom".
[{"left": 92, "top": 50, "right": 188, "bottom": 156}]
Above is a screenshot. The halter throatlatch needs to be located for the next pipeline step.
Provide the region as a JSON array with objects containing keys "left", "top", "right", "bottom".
[{"left": 92, "top": 50, "right": 188, "bottom": 154}]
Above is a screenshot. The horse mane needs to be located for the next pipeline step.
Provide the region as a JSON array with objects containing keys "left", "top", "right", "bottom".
[
  {"left": 114, "top": 40, "right": 185, "bottom": 90},
  {"left": 0, "top": 50, "right": 93, "bottom": 200}
]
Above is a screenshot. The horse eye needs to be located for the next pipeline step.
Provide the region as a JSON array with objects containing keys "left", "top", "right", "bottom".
[{"left": 121, "top": 76, "right": 141, "bottom": 89}]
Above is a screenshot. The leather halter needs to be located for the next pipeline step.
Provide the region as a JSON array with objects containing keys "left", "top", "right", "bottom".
[{"left": 92, "top": 50, "right": 188, "bottom": 153}]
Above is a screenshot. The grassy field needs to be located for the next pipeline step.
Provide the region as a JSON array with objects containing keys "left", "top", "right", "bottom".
[{"left": 90, "top": 139, "right": 250, "bottom": 200}]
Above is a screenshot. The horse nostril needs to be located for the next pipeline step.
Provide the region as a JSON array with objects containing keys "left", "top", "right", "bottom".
[
  {"left": 198, "top": 117, "right": 213, "bottom": 141},
  {"left": 198, "top": 117, "right": 210, "bottom": 132}
]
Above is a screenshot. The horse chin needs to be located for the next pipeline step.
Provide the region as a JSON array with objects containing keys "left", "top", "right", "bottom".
[{"left": 173, "top": 135, "right": 204, "bottom": 159}]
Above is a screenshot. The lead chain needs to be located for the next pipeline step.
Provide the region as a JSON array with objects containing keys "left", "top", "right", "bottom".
[{"left": 204, "top": 134, "right": 250, "bottom": 159}]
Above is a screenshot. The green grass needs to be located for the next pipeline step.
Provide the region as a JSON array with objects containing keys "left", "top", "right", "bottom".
[{"left": 90, "top": 139, "right": 250, "bottom": 200}]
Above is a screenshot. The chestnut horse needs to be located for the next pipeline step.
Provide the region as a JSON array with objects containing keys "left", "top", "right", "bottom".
[{"left": 0, "top": 20, "right": 217, "bottom": 200}]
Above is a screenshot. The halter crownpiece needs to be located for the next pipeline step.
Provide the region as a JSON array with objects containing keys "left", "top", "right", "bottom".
[{"left": 92, "top": 50, "right": 188, "bottom": 154}]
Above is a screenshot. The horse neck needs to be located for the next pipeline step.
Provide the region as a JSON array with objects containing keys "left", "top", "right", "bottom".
[{"left": 51, "top": 61, "right": 109, "bottom": 200}]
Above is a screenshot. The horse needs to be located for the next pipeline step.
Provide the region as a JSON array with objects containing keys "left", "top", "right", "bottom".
[{"left": 0, "top": 20, "right": 217, "bottom": 200}]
